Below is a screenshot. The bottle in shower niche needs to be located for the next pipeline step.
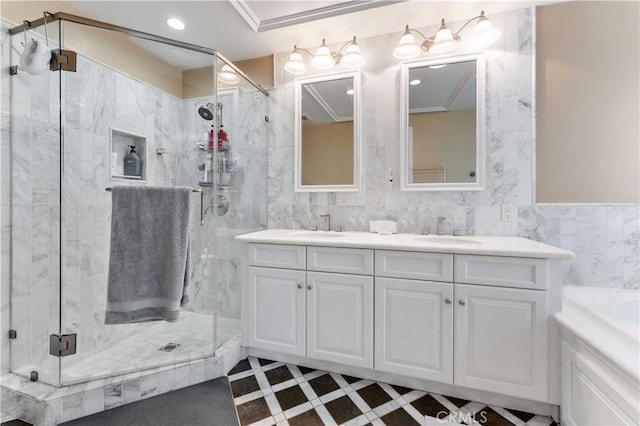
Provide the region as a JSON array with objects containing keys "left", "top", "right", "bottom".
[{"left": 123, "top": 145, "right": 141, "bottom": 177}]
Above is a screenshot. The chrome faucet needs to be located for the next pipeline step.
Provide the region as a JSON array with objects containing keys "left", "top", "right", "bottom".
[
  {"left": 437, "top": 216, "right": 446, "bottom": 235},
  {"left": 320, "top": 214, "right": 331, "bottom": 232}
]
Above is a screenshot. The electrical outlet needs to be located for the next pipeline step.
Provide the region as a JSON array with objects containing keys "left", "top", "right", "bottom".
[{"left": 502, "top": 204, "right": 514, "bottom": 222}]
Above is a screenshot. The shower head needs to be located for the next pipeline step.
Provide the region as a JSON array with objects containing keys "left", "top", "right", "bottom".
[{"left": 198, "top": 103, "right": 215, "bottom": 121}]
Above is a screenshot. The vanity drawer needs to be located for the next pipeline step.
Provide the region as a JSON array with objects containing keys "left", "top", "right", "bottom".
[
  {"left": 307, "top": 246, "right": 374, "bottom": 275},
  {"left": 375, "top": 251, "right": 453, "bottom": 282},
  {"left": 249, "top": 244, "right": 306, "bottom": 270},
  {"left": 454, "top": 255, "right": 548, "bottom": 290}
]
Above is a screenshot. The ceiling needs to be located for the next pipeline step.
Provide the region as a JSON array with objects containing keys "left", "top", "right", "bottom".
[
  {"left": 302, "top": 77, "right": 355, "bottom": 125},
  {"left": 65, "top": 0, "right": 554, "bottom": 65},
  {"left": 409, "top": 60, "right": 476, "bottom": 112}
]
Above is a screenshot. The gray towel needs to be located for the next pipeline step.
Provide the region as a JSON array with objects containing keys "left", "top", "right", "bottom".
[{"left": 105, "top": 186, "right": 192, "bottom": 324}]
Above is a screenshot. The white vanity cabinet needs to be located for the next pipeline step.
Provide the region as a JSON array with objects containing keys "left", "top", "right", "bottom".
[
  {"left": 247, "top": 244, "right": 374, "bottom": 369},
  {"left": 454, "top": 283, "right": 548, "bottom": 401},
  {"left": 375, "top": 254, "right": 550, "bottom": 402},
  {"left": 238, "top": 231, "right": 572, "bottom": 413},
  {"left": 248, "top": 266, "right": 306, "bottom": 356},
  {"left": 375, "top": 277, "right": 454, "bottom": 382}
]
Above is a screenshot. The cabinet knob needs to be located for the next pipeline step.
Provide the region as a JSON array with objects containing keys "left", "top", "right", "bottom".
[
  {"left": 297, "top": 283, "right": 303, "bottom": 289},
  {"left": 307, "top": 285, "right": 313, "bottom": 290},
  {"left": 445, "top": 298, "right": 452, "bottom": 305},
  {"left": 458, "top": 300, "right": 466, "bottom": 306}
]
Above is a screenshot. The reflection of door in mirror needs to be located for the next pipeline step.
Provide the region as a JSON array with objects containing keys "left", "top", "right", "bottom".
[
  {"left": 408, "top": 60, "right": 476, "bottom": 184},
  {"left": 301, "top": 77, "right": 354, "bottom": 186}
]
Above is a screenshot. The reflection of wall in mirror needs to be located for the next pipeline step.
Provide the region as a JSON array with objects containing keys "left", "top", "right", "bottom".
[
  {"left": 409, "top": 109, "right": 475, "bottom": 183},
  {"left": 302, "top": 122, "right": 354, "bottom": 185}
]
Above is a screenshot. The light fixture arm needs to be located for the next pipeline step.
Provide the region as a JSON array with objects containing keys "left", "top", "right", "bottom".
[
  {"left": 293, "top": 36, "right": 359, "bottom": 61},
  {"left": 450, "top": 11, "right": 488, "bottom": 37}
]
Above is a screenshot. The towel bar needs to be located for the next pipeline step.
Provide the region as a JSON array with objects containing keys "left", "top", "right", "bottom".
[{"left": 105, "top": 187, "right": 202, "bottom": 193}]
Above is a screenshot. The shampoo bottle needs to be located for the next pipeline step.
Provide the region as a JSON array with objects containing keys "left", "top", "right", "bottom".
[{"left": 123, "top": 145, "right": 141, "bottom": 177}]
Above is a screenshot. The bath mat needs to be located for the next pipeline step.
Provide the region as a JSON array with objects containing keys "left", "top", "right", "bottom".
[{"left": 60, "top": 377, "right": 238, "bottom": 426}]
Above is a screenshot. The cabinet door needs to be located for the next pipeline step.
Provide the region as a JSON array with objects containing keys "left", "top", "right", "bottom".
[
  {"left": 375, "top": 277, "right": 454, "bottom": 383},
  {"left": 306, "top": 272, "right": 373, "bottom": 368},
  {"left": 454, "top": 284, "right": 548, "bottom": 401},
  {"left": 248, "top": 267, "right": 306, "bottom": 356}
]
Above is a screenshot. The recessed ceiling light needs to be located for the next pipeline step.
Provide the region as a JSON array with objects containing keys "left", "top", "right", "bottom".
[
  {"left": 167, "top": 18, "right": 185, "bottom": 30},
  {"left": 409, "top": 79, "right": 421, "bottom": 86},
  {"left": 346, "top": 89, "right": 354, "bottom": 95}
]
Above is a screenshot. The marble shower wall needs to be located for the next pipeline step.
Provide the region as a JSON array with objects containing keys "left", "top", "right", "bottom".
[
  {"left": 267, "top": 8, "right": 534, "bottom": 236},
  {"left": 8, "top": 47, "right": 217, "bottom": 384},
  {"left": 182, "top": 83, "right": 269, "bottom": 322}
]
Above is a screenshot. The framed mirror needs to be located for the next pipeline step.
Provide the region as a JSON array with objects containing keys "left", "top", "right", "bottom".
[
  {"left": 294, "top": 70, "right": 362, "bottom": 192},
  {"left": 400, "top": 52, "right": 486, "bottom": 191}
]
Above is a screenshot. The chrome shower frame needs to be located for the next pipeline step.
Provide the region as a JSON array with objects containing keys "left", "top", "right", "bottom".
[{"left": 9, "top": 11, "right": 269, "bottom": 97}]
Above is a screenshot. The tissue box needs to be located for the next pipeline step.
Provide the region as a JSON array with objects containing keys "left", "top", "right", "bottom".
[{"left": 369, "top": 220, "right": 398, "bottom": 235}]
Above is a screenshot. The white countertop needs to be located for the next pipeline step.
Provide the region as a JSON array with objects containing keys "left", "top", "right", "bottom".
[{"left": 235, "top": 229, "right": 575, "bottom": 259}]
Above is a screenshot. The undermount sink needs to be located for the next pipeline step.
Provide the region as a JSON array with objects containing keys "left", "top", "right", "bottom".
[
  {"left": 413, "top": 235, "right": 481, "bottom": 245},
  {"left": 291, "top": 231, "right": 346, "bottom": 238}
]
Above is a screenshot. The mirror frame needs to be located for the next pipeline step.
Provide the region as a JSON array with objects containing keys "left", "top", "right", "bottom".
[
  {"left": 400, "top": 52, "right": 486, "bottom": 191},
  {"left": 294, "top": 70, "right": 362, "bottom": 192}
]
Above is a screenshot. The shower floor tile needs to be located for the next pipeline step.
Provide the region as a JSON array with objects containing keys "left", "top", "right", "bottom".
[
  {"left": 229, "top": 357, "right": 560, "bottom": 426},
  {"left": 59, "top": 312, "right": 239, "bottom": 384}
]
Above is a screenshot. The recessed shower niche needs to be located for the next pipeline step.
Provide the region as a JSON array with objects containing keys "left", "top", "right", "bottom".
[{"left": 110, "top": 127, "right": 147, "bottom": 181}]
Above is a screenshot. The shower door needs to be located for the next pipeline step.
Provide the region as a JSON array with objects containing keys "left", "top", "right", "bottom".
[
  {"left": 57, "top": 22, "right": 218, "bottom": 385},
  {"left": 8, "top": 18, "right": 63, "bottom": 386}
]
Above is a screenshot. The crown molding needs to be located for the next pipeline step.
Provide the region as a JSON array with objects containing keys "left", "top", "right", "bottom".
[{"left": 229, "top": 0, "right": 403, "bottom": 33}]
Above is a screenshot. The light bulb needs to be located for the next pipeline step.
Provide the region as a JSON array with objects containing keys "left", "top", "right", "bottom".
[
  {"left": 340, "top": 42, "right": 364, "bottom": 67},
  {"left": 311, "top": 41, "right": 335, "bottom": 69},
  {"left": 217, "top": 64, "right": 240, "bottom": 85},
  {"left": 429, "top": 20, "right": 460, "bottom": 54},
  {"left": 393, "top": 29, "right": 421, "bottom": 59},
  {"left": 166, "top": 18, "right": 185, "bottom": 30},
  {"left": 284, "top": 51, "right": 307, "bottom": 75},
  {"left": 471, "top": 14, "right": 501, "bottom": 49}
]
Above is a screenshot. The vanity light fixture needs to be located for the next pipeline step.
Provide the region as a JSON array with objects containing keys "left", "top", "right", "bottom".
[
  {"left": 217, "top": 64, "right": 240, "bottom": 85},
  {"left": 284, "top": 36, "right": 363, "bottom": 75},
  {"left": 166, "top": 18, "right": 185, "bottom": 30},
  {"left": 393, "top": 11, "right": 501, "bottom": 59}
]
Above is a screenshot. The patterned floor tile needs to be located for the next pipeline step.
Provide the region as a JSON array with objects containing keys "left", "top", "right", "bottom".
[
  {"left": 324, "top": 395, "right": 363, "bottom": 424},
  {"left": 275, "top": 385, "right": 309, "bottom": 411},
  {"left": 236, "top": 397, "right": 272, "bottom": 425},
  {"left": 309, "top": 374, "right": 341, "bottom": 397},
  {"left": 228, "top": 357, "right": 556, "bottom": 426},
  {"left": 357, "top": 383, "right": 393, "bottom": 409},
  {"left": 264, "top": 365, "right": 294, "bottom": 386}
]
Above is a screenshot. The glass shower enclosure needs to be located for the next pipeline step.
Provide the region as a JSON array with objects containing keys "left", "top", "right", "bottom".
[{"left": 8, "top": 12, "right": 268, "bottom": 386}]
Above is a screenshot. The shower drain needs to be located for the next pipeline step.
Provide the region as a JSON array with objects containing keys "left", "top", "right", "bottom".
[{"left": 159, "top": 343, "right": 181, "bottom": 352}]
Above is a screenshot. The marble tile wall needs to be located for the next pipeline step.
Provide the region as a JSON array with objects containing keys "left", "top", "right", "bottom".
[
  {"left": 529, "top": 204, "right": 639, "bottom": 289},
  {"left": 268, "top": 9, "right": 535, "bottom": 236},
  {"left": 266, "top": 8, "right": 639, "bottom": 289}
]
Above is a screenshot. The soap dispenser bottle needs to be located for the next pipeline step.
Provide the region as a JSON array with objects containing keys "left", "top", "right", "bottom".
[{"left": 123, "top": 145, "right": 141, "bottom": 177}]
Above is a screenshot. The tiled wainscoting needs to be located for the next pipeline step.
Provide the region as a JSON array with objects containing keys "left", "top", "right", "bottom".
[
  {"left": 229, "top": 357, "right": 558, "bottom": 426},
  {"left": 0, "top": 335, "right": 241, "bottom": 425}
]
